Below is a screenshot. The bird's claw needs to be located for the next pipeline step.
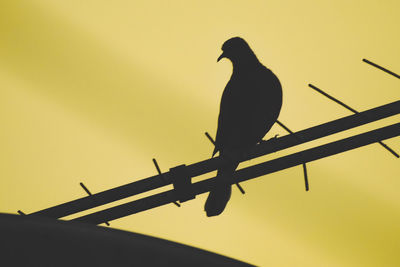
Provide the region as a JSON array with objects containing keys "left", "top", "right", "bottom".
[{"left": 259, "top": 134, "right": 279, "bottom": 144}]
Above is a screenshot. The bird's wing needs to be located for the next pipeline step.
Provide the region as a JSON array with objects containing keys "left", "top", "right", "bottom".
[
  {"left": 213, "top": 78, "right": 243, "bottom": 156},
  {"left": 214, "top": 67, "right": 282, "bottom": 156},
  {"left": 246, "top": 67, "right": 282, "bottom": 141}
]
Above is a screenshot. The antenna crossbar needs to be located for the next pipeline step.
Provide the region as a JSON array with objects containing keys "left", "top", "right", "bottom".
[{"left": 29, "top": 100, "right": 400, "bottom": 220}]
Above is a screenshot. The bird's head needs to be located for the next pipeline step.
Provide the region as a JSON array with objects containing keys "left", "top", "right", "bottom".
[{"left": 217, "top": 37, "right": 258, "bottom": 64}]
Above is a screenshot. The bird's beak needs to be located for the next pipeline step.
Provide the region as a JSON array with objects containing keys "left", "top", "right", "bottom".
[{"left": 217, "top": 52, "right": 226, "bottom": 62}]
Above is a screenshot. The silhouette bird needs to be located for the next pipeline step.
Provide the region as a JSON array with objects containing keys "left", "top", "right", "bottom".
[{"left": 205, "top": 37, "right": 282, "bottom": 217}]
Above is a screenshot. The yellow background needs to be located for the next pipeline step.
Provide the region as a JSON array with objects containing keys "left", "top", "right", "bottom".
[{"left": 1, "top": 1, "right": 399, "bottom": 266}]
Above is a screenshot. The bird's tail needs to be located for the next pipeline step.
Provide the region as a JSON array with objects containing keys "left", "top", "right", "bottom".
[{"left": 204, "top": 162, "right": 238, "bottom": 217}]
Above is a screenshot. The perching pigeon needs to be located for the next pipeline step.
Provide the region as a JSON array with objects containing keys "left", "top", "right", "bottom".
[{"left": 205, "top": 37, "right": 283, "bottom": 217}]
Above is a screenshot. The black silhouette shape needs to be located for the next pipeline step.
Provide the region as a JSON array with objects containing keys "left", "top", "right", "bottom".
[
  {"left": 3, "top": 213, "right": 254, "bottom": 266},
  {"left": 205, "top": 37, "right": 283, "bottom": 216}
]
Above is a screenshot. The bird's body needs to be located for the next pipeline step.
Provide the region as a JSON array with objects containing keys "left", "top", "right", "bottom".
[{"left": 205, "top": 37, "right": 282, "bottom": 217}]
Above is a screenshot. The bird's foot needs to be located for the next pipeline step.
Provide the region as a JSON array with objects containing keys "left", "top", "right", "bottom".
[{"left": 259, "top": 134, "right": 279, "bottom": 144}]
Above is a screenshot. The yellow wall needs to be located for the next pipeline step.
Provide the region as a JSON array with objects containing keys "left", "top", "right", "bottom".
[{"left": 1, "top": 1, "right": 399, "bottom": 266}]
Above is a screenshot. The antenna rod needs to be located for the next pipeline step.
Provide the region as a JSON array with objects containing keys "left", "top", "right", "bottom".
[
  {"left": 17, "top": 210, "right": 25, "bottom": 216},
  {"left": 308, "top": 84, "right": 357, "bottom": 113},
  {"left": 276, "top": 120, "right": 309, "bottom": 191},
  {"left": 309, "top": 84, "right": 399, "bottom": 158},
  {"left": 363, "top": 59, "right": 400, "bottom": 79},
  {"left": 79, "top": 182, "right": 110, "bottom": 226},
  {"left": 79, "top": 182, "right": 92, "bottom": 196}
]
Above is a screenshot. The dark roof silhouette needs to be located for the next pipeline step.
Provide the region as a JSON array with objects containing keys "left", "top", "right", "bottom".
[{"left": 2, "top": 213, "right": 253, "bottom": 266}]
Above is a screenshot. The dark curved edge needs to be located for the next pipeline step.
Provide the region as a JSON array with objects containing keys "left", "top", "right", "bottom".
[{"left": 1, "top": 213, "right": 254, "bottom": 267}]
